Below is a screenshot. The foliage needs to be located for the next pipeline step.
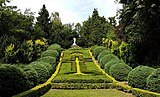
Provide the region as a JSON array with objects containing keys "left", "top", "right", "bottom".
[
  {"left": 0, "top": 64, "right": 30, "bottom": 97},
  {"left": 99, "top": 54, "right": 119, "bottom": 68},
  {"left": 147, "top": 68, "right": 160, "bottom": 92},
  {"left": 93, "top": 46, "right": 106, "bottom": 59},
  {"left": 47, "top": 44, "right": 62, "bottom": 53},
  {"left": 90, "top": 45, "right": 98, "bottom": 52},
  {"left": 109, "top": 62, "right": 132, "bottom": 81},
  {"left": 104, "top": 60, "right": 124, "bottom": 74},
  {"left": 118, "top": 0, "right": 160, "bottom": 66},
  {"left": 29, "top": 61, "right": 50, "bottom": 84},
  {"left": 128, "top": 66, "right": 155, "bottom": 89},
  {"left": 37, "top": 56, "right": 56, "bottom": 67},
  {"left": 41, "top": 50, "right": 59, "bottom": 59},
  {"left": 97, "top": 50, "right": 112, "bottom": 62}
]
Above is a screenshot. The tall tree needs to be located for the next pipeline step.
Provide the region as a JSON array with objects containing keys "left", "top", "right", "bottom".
[{"left": 35, "top": 4, "right": 51, "bottom": 39}]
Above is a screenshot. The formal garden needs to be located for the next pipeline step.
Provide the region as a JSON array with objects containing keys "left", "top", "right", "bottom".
[{"left": 0, "top": 0, "right": 160, "bottom": 97}]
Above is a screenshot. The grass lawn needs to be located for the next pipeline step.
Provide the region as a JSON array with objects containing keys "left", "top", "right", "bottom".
[{"left": 41, "top": 89, "right": 135, "bottom": 97}]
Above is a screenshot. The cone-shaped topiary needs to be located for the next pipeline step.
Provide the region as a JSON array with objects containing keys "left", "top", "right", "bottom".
[
  {"left": 109, "top": 62, "right": 132, "bottom": 81},
  {"left": 97, "top": 50, "right": 112, "bottom": 62},
  {"left": 0, "top": 64, "right": 30, "bottom": 97},
  {"left": 147, "top": 68, "right": 160, "bottom": 92},
  {"left": 47, "top": 44, "right": 62, "bottom": 53},
  {"left": 100, "top": 54, "right": 119, "bottom": 69},
  {"left": 128, "top": 66, "right": 155, "bottom": 89},
  {"left": 93, "top": 46, "right": 106, "bottom": 59}
]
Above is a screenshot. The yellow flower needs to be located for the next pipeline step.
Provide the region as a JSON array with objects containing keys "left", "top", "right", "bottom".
[{"left": 35, "top": 39, "right": 45, "bottom": 45}]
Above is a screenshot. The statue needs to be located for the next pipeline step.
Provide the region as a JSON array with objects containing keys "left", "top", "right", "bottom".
[{"left": 71, "top": 37, "right": 78, "bottom": 47}]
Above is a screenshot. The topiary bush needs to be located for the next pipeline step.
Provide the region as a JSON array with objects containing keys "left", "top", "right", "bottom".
[
  {"left": 47, "top": 44, "right": 62, "bottom": 53},
  {"left": 99, "top": 54, "right": 119, "bottom": 69},
  {"left": 97, "top": 50, "right": 112, "bottom": 62},
  {"left": 128, "top": 66, "right": 155, "bottom": 89},
  {"left": 29, "top": 61, "right": 50, "bottom": 84},
  {"left": 90, "top": 45, "right": 98, "bottom": 52},
  {"left": 109, "top": 63, "right": 132, "bottom": 81},
  {"left": 147, "top": 68, "right": 160, "bottom": 92},
  {"left": 0, "top": 64, "right": 30, "bottom": 97},
  {"left": 93, "top": 46, "right": 106, "bottom": 59},
  {"left": 37, "top": 56, "right": 56, "bottom": 66},
  {"left": 104, "top": 60, "right": 124, "bottom": 74},
  {"left": 41, "top": 50, "right": 59, "bottom": 59},
  {"left": 15, "top": 64, "right": 39, "bottom": 89}
]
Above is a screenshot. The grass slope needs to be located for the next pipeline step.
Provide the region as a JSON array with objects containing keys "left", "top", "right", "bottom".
[{"left": 42, "top": 89, "right": 135, "bottom": 97}]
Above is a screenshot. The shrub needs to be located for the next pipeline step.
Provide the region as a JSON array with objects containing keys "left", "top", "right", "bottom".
[
  {"left": 47, "top": 44, "right": 61, "bottom": 53},
  {"left": 93, "top": 46, "right": 106, "bottom": 59},
  {"left": 109, "top": 63, "right": 132, "bottom": 81},
  {"left": 29, "top": 61, "right": 50, "bottom": 84},
  {"left": 90, "top": 45, "right": 98, "bottom": 52},
  {"left": 41, "top": 50, "right": 59, "bottom": 59},
  {"left": 97, "top": 50, "right": 112, "bottom": 62},
  {"left": 104, "top": 60, "right": 124, "bottom": 74},
  {"left": 0, "top": 64, "right": 30, "bottom": 97},
  {"left": 37, "top": 56, "right": 56, "bottom": 66},
  {"left": 147, "top": 68, "right": 160, "bottom": 92},
  {"left": 128, "top": 66, "right": 155, "bottom": 89},
  {"left": 100, "top": 54, "right": 119, "bottom": 69},
  {"left": 15, "top": 64, "right": 39, "bottom": 88}
]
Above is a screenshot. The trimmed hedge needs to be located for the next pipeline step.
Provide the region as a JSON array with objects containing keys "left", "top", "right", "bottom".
[
  {"left": 93, "top": 46, "right": 106, "bottom": 59},
  {"left": 90, "top": 45, "right": 98, "bottom": 52},
  {"left": 128, "top": 66, "right": 155, "bottom": 89},
  {"left": 147, "top": 68, "right": 160, "bottom": 92},
  {"left": 100, "top": 54, "right": 119, "bottom": 69},
  {"left": 41, "top": 50, "right": 59, "bottom": 58},
  {"left": 0, "top": 64, "right": 30, "bottom": 97},
  {"left": 47, "top": 44, "right": 62, "bottom": 53},
  {"left": 37, "top": 56, "right": 56, "bottom": 67},
  {"left": 104, "top": 60, "right": 124, "bottom": 74},
  {"left": 97, "top": 50, "right": 112, "bottom": 62},
  {"left": 29, "top": 61, "right": 50, "bottom": 84},
  {"left": 109, "top": 62, "right": 132, "bottom": 81}
]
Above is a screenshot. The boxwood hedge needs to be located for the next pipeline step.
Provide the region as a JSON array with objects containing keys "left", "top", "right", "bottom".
[
  {"left": 109, "top": 63, "right": 132, "bottom": 81},
  {"left": 100, "top": 54, "right": 119, "bottom": 69},
  {"left": 47, "top": 44, "right": 62, "bottom": 53},
  {"left": 128, "top": 66, "right": 155, "bottom": 89},
  {"left": 37, "top": 56, "right": 56, "bottom": 66},
  {"left": 147, "top": 68, "right": 160, "bottom": 92},
  {"left": 0, "top": 64, "right": 30, "bottom": 97},
  {"left": 41, "top": 50, "right": 59, "bottom": 58},
  {"left": 97, "top": 50, "right": 112, "bottom": 62},
  {"left": 93, "top": 46, "right": 106, "bottom": 59}
]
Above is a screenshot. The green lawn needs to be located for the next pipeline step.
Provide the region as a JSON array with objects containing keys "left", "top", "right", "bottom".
[{"left": 42, "top": 89, "right": 135, "bottom": 97}]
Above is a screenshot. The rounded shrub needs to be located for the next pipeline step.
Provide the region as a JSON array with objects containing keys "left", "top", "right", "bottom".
[
  {"left": 37, "top": 56, "right": 56, "bottom": 66},
  {"left": 0, "top": 64, "right": 29, "bottom": 97},
  {"left": 128, "top": 66, "right": 155, "bottom": 89},
  {"left": 104, "top": 60, "right": 124, "bottom": 74},
  {"left": 29, "top": 61, "right": 50, "bottom": 84},
  {"left": 93, "top": 46, "right": 106, "bottom": 59},
  {"left": 15, "top": 64, "right": 39, "bottom": 88},
  {"left": 97, "top": 50, "right": 112, "bottom": 62},
  {"left": 109, "top": 63, "right": 132, "bottom": 81},
  {"left": 47, "top": 44, "right": 62, "bottom": 53},
  {"left": 147, "top": 68, "right": 160, "bottom": 92},
  {"left": 90, "top": 45, "right": 98, "bottom": 52},
  {"left": 100, "top": 54, "right": 119, "bottom": 69},
  {"left": 41, "top": 50, "right": 59, "bottom": 58}
]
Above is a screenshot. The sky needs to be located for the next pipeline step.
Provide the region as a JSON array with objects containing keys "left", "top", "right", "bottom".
[{"left": 7, "top": 0, "right": 122, "bottom": 24}]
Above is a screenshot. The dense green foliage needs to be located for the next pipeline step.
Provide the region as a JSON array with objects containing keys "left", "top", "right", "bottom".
[
  {"left": 93, "top": 46, "right": 106, "bottom": 59},
  {"left": 97, "top": 50, "right": 112, "bottom": 62},
  {"left": 0, "top": 64, "right": 30, "bottom": 97},
  {"left": 109, "top": 63, "right": 132, "bottom": 81},
  {"left": 41, "top": 50, "right": 59, "bottom": 58},
  {"left": 147, "top": 68, "right": 160, "bottom": 92},
  {"left": 29, "top": 61, "right": 50, "bottom": 84},
  {"left": 117, "top": 0, "right": 160, "bottom": 66},
  {"left": 128, "top": 66, "right": 155, "bottom": 89},
  {"left": 37, "top": 56, "right": 56, "bottom": 66},
  {"left": 99, "top": 54, "right": 119, "bottom": 68},
  {"left": 47, "top": 44, "right": 62, "bottom": 53},
  {"left": 104, "top": 60, "right": 124, "bottom": 74}
]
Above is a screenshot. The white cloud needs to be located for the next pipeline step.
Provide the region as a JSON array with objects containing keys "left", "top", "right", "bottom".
[{"left": 7, "top": 0, "right": 122, "bottom": 24}]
